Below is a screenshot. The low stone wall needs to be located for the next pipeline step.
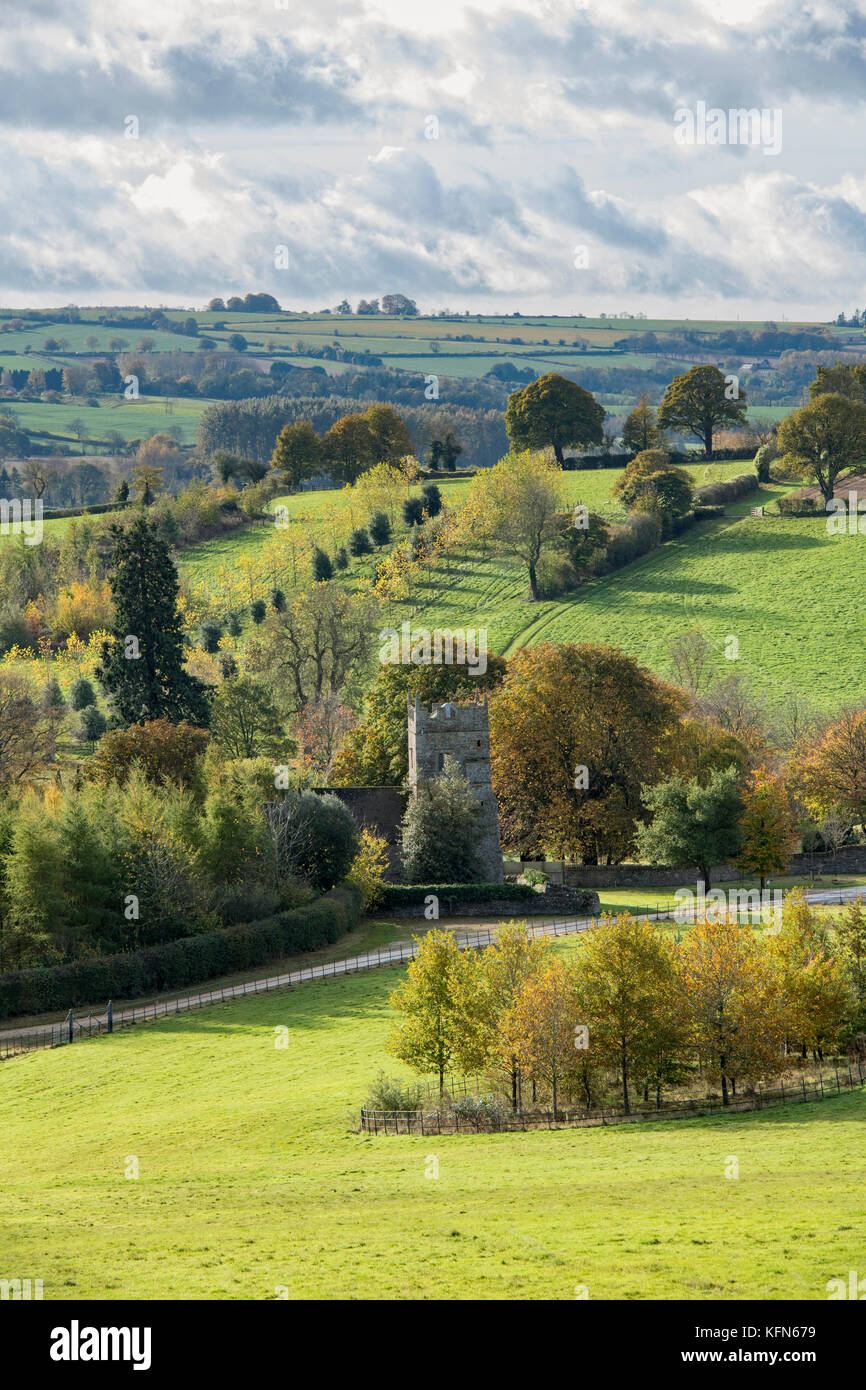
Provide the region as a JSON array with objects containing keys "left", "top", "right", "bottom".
[
  {"left": 505, "top": 848, "right": 866, "bottom": 890},
  {"left": 390, "top": 886, "right": 600, "bottom": 919}
]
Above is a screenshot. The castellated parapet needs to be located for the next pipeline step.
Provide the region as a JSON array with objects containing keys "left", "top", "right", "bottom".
[{"left": 407, "top": 693, "right": 504, "bottom": 882}]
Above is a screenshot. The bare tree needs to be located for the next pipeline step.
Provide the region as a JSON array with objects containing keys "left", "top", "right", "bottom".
[{"left": 667, "top": 626, "right": 712, "bottom": 696}]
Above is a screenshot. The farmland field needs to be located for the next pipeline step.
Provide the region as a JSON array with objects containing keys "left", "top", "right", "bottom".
[
  {"left": 5, "top": 394, "right": 210, "bottom": 444},
  {"left": 1, "top": 945, "right": 863, "bottom": 1301}
]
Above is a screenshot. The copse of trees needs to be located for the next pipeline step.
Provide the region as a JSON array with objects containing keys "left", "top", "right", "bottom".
[{"left": 386, "top": 897, "right": 863, "bottom": 1117}]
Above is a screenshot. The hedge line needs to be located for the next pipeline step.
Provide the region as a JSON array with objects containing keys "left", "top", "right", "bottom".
[
  {"left": 565, "top": 449, "right": 756, "bottom": 471},
  {"left": 0, "top": 887, "right": 362, "bottom": 1021},
  {"left": 693, "top": 473, "right": 758, "bottom": 506},
  {"left": 380, "top": 882, "right": 537, "bottom": 908}
]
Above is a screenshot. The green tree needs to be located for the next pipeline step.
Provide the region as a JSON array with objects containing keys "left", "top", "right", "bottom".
[
  {"left": 621, "top": 394, "right": 661, "bottom": 453},
  {"left": 270, "top": 420, "right": 322, "bottom": 491},
  {"left": 211, "top": 676, "right": 288, "bottom": 759},
  {"left": 636, "top": 765, "right": 744, "bottom": 887},
  {"left": 776, "top": 393, "right": 866, "bottom": 504},
  {"left": 657, "top": 365, "right": 748, "bottom": 459},
  {"left": 69, "top": 677, "right": 96, "bottom": 711},
  {"left": 387, "top": 929, "right": 482, "bottom": 1095},
  {"left": 401, "top": 756, "right": 485, "bottom": 883},
  {"left": 505, "top": 372, "right": 605, "bottom": 465},
  {"left": 96, "top": 515, "right": 211, "bottom": 727}
]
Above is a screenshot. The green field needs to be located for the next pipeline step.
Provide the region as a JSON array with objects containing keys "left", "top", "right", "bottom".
[
  {"left": 176, "top": 462, "right": 866, "bottom": 712},
  {"left": 1, "top": 944, "right": 863, "bottom": 1300},
  {"left": 6, "top": 395, "right": 209, "bottom": 444}
]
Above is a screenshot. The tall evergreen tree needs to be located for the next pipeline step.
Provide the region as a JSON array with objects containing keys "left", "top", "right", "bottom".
[{"left": 97, "top": 515, "right": 210, "bottom": 727}]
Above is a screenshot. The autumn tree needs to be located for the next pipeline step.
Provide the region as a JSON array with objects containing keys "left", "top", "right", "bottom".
[
  {"left": 505, "top": 372, "right": 605, "bottom": 465},
  {"left": 636, "top": 765, "right": 744, "bottom": 887},
  {"left": 834, "top": 896, "right": 866, "bottom": 1035},
  {"left": 363, "top": 404, "right": 413, "bottom": 467},
  {"left": 504, "top": 956, "right": 582, "bottom": 1117},
  {"left": 573, "top": 913, "right": 679, "bottom": 1113},
  {"left": 769, "top": 891, "right": 851, "bottom": 1061},
  {"left": 736, "top": 768, "right": 797, "bottom": 890},
  {"left": 790, "top": 709, "right": 866, "bottom": 827},
  {"left": 387, "top": 930, "right": 485, "bottom": 1095},
  {"left": 776, "top": 393, "right": 866, "bottom": 503},
  {"left": 676, "top": 917, "right": 782, "bottom": 1104},
  {"left": 322, "top": 413, "right": 377, "bottom": 484},
  {"left": 489, "top": 642, "right": 686, "bottom": 864},
  {"left": 658, "top": 365, "right": 748, "bottom": 459},
  {"left": 86, "top": 719, "right": 210, "bottom": 789},
  {"left": 461, "top": 449, "right": 566, "bottom": 600},
  {"left": 479, "top": 923, "right": 550, "bottom": 1111},
  {"left": 0, "top": 671, "right": 59, "bottom": 787}
]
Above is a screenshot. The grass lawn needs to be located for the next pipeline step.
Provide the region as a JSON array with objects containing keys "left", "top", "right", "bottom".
[{"left": 1, "top": 945, "right": 864, "bottom": 1300}]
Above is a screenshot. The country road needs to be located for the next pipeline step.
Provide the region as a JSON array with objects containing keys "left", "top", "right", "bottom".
[{"left": 1, "top": 883, "right": 863, "bottom": 1058}]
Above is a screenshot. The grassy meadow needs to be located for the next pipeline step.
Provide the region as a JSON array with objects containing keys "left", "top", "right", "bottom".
[{"left": 2, "top": 941, "right": 864, "bottom": 1301}]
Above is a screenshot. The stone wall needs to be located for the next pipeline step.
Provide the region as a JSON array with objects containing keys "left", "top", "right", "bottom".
[
  {"left": 389, "top": 886, "right": 600, "bottom": 919},
  {"left": 505, "top": 847, "right": 866, "bottom": 890}
]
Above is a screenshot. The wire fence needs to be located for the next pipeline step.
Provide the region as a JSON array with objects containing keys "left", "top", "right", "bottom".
[
  {"left": 1, "top": 885, "right": 863, "bottom": 1062},
  {"left": 360, "top": 1061, "right": 866, "bottom": 1135}
]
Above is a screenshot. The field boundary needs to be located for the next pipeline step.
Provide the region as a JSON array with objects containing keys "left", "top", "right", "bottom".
[
  {"left": 360, "top": 1067, "right": 866, "bottom": 1135},
  {"left": 1, "top": 885, "right": 862, "bottom": 1063}
]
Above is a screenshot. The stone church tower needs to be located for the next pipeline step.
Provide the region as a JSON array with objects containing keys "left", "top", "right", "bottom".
[{"left": 407, "top": 693, "right": 504, "bottom": 881}]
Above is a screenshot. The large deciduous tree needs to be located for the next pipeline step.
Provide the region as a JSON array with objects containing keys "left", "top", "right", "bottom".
[
  {"left": 657, "top": 364, "right": 748, "bottom": 459},
  {"left": 636, "top": 764, "right": 744, "bottom": 887},
  {"left": 489, "top": 642, "right": 686, "bottom": 864},
  {"left": 460, "top": 449, "right": 566, "bottom": 600},
  {"left": 736, "top": 768, "right": 797, "bottom": 890},
  {"left": 776, "top": 392, "right": 866, "bottom": 503},
  {"left": 505, "top": 372, "right": 605, "bottom": 465},
  {"left": 790, "top": 708, "right": 866, "bottom": 826},
  {"left": 269, "top": 420, "right": 322, "bottom": 491}
]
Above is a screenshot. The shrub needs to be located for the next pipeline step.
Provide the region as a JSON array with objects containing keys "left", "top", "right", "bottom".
[
  {"left": 266, "top": 791, "right": 359, "bottom": 892},
  {"left": 403, "top": 497, "right": 424, "bottom": 526},
  {"left": 250, "top": 599, "right": 267, "bottom": 624},
  {"left": 348, "top": 527, "right": 373, "bottom": 557},
  {"left": 346, "top": 828, "right": 390, "bottom": 911},
  {"left": 368, "top": 510, "right": 391, "bottom": 546},
  {"left": 604, "top": 511, "right": 662, "bottom": 570},
  {"left": 401, "top": 758, "right": 485, "bottom": 883},
  {"left": 311, "top": 546, "right": 333, "bottom": 581},
  {"left": 692, "top": 473, "right": 757, "bottom": 506},
  {"left": 421, "top": 483, "right": 442, "bottom": 517},
  {"left": 365, "top": 1071, "right": 425, "bottom": 1112},
  {"left": 69, "top": 676, "right": 96, "bottom": 711},
  {"left": 379, "top": 882, "right": 536, "bottom": 908},
  {"left": 334, "top": 546, "right": 349, "bottom": 570},
  {"left": 198, "top": 619, "right": 223, "bottom": 654},
  {"left": 451, "top": 1094, "right": 509, "bottom": 1124}
]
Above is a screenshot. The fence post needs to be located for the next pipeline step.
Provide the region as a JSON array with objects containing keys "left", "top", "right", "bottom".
[
  {"left": 802, "top": 1077, "right": 807, "bottom": 1102},
  {"left": 835, "top": 1066, "right": 840, "bottom": 1093},
  {"left": 68, "top": 1010, "right": 74, "bottom": 1045},
  {"left": 819, "top": 1071, "right": 824, "bottom": 1097},
  {"left": 107, "top": 1000, "right": 113, "bottom": 1034}
]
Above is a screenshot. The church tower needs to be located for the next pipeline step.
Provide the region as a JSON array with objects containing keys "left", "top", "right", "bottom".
[{"left": 407, "top": 693, "right": 504, "bottom": 881}]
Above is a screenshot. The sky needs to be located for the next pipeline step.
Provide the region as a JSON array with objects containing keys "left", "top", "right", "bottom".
[{"left": 1, "top": 0, "right": 865, "bottom": 320}]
